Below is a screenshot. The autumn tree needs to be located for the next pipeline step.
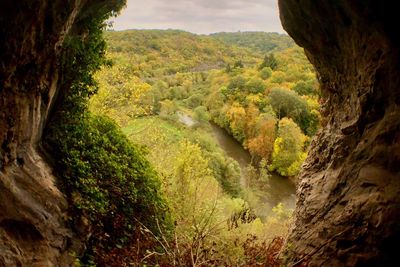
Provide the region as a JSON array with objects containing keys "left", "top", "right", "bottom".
[
  {"left": 259, "top": 53, "right": 278, "bottom": 70},
  {"left": 244, "top": 103, "right": 260, "bottom": 139},
  {"left": 247, "top": 114, "right": 277, "bottom": 160},
  {"left": 227, "top": 102, "right": 247, "bottom": 142},
  {"left": 259, "top": 67, "right": 273, "bottom": 80},
  {"left": 90, "top": 65, "right": 151, "bottom": 125},
  {"left": 293, "top": 80, "right": 317, "bottom": 96},
  {"left": 159, "top": 99, "right": 177, "bottom": 117},
  {"left": 269, "top": 118, "right": 307, "bottom": 176}
]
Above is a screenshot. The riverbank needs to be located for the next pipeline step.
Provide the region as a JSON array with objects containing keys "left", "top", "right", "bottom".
[
  {"left": 123, "top": 114, "right": 293, "bottom": 264},
  {"left": 176, "top": 112, "right": 296, "bottom": 220}
]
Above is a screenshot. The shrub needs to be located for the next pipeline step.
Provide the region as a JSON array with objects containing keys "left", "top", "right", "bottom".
[
  {"left": 259, "top": 66, "right": 273, "bottom": 80},
  {"left": 46, "top": 113, "right": 171, "bottom": 263}
]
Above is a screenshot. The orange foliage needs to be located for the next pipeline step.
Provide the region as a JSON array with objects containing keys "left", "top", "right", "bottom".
[
  {"left": 244, "top": 104, "right": 260, "bottom": 138},
  {"left": 247, "top": 117, "right": 276, "bottom": 160}
]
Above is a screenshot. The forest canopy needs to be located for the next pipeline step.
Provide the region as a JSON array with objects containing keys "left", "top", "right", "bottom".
[
  {"left": 64, "top": 28, "right": 321, "bottom": 265},
  {"left": 91, "top": 29, "right": 320, "bottom": 177}
]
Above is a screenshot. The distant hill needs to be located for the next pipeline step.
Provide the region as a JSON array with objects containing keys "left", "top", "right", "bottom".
[
  {"left": 209, "top": 31, "right": 295, "bottom": 53},
  {"left": 104, "top": 30, "right": 296, "bottom": 76},
  {"left": 104, "top": 29, "right": 262, "bottom": 75}
]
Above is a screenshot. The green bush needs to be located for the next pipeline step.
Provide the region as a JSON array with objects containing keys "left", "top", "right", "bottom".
[
  {"left": 293, "top": 80, "right": 317, "bottom": 96},
  {"left": 259, "top": 67, "right": 272, "bottom": 80},
  {"left": 245, "top": 78, "right": 265, "bottom": 94},
  {"left": 46, "top": 112, "right": 171, "bottom": 257},
  {"left": 193, "top": 105, "right": 210, "bottom": 122}
]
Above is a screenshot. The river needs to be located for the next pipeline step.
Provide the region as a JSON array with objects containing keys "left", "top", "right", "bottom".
[
  {"left": 177, "top": 112, "right": 296, "bottom": 220},
  {"left": 210, "top": 123, "right": 296, "bottom": 219}
]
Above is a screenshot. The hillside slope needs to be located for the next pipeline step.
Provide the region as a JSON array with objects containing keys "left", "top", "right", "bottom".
[
  {"left": 104, "top": 29, "right": 266, "bottom": 76},
  {"left": 210, "top": 31, "right": 295, "bottom": 53}
]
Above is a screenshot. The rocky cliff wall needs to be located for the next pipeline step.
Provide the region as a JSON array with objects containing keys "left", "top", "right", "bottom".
[
  {"left": 0, "top": 1, "right": 92, "bottom": 266},
  {"left": 279, "top": 1, "right": 400, "bottom": 266}
]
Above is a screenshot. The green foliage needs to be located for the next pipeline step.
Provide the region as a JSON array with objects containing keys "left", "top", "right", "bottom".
[
  {"left": 201, "top": 46, "right": 319, "bottom": 175},
  {"left": 169, "top": 141, "right": 221, "bottom": 233},
  {"left": 125, "top": 116, "right": 242, "bottom": 197},
  {"left": 159, "top": 99, "right": 177, "bottom": 118},
  {"left": 210, "top": 31, "right": 295, "bottom": 53},
  {"left": 245, "top": 77, "right": 265, "bottom": 94},
  {"left": 123, "top": 117, "right": 291, "bottom": 265},
  {"left": 47, "top": 113, "right": 171, "bottom": 263},
  {"left": 271, "top": 203, "right": 293, "bottom": 221},
  {"left": 234, "top": 60, "right": 244, "bottom": 68},
  {"left": 227, "top": 75, "right": 247, "bottom": 93},
  {"left": 259, "top": 67, "right": 273, "bottom": 80},
  {"left": 259, "top": 53, "right": 279, "bottom": 70},
  {"left": 193, "top": 105, "right": 210, "bottom": 122},
  {"left": 47, "top": 113, "right": 168, "bottom": 223},
  {"left": 185, "top": 93, "right": 203, "bottom": 108},
  {"left": 293, "top": 80, "right": 318, "bottom": 96},
  {"left": 268, "top": 88, "right": 309, "bottom": 133},
  {"left": 90, "top": 68, "right": 152, "bottom": 125}
]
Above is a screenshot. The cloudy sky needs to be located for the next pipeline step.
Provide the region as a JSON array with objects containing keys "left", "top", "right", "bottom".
[{"left": 111, "top": 0, "right": 284, "bottom": 34}]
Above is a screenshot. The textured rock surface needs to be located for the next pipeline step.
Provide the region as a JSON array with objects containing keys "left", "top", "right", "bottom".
[
  {"left": 0, "top": 1, "right": 88, "bottom": 266},
  {"left": 279, "top": 1, "right": 400, "bottom": 266}
]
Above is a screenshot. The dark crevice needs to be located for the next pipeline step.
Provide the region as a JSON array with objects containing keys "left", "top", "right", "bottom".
[{"left": 0, "top": 219, "right": 43, "bottom": 241}]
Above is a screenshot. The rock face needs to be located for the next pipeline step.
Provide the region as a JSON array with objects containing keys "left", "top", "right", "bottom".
[
  {"left": 279, "top": 1, "right": 400, "bottom": 266},
  {"left": 0, "top": 1, "right": 90, "bottom": 266}
]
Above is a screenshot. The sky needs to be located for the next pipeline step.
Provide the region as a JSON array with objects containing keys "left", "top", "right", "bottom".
[{"left": 111, "top": 0, "right": 285, "bottom": 34}]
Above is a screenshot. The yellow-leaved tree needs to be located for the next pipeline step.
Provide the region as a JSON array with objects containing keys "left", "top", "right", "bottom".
[
  {"left": 269, "top": 118, "right": 307, "bottom": 176},
  {"left": 90, "top": 61, "right": 152, "bottom": 125}
]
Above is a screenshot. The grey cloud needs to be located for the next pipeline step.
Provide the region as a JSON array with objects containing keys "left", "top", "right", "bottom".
[{"left": 111, "top": 0, "right": 284, "bottom": 34}]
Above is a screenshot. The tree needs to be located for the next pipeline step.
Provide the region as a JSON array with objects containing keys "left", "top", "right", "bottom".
[
  {"left": 269, "top": 118, "right": 307, "bottom": 176},
  {"left": 90, "top": 69, "right": 151, "bottom": 125},
  {"left": 268, "top": 88, "right": 310, "bottom": 133},
  {"left": 293, "top": 80, "right": 317, "bottom": 96},
  {"left": 193, "top": 106, "right": 210, "bottom": 122},
  {"left": 185, "top": 93, "right": 203, "bottom": 108},
  {"left": 227, "top": 102, "right": 246, "bottom": 142},
  {"left": 259, "top": 67, "right": 273, "bottom": 80},
  {"left": 159, "top": 99, "right": 177, "bottom": 117},
  {"left": 259, "top": 53, "right": 278, "bottom": 70},
  {"left": 247, "top": 114, "right": 277, "bottom": 160},
  {"left": 227, "top": 75, "right": 247, "bottom": 93},
  {"left": 245, "top": 78, "right": 265, "bottom": 94},
  {"left": 269, "top": 71, "right": 288, "bottom": 83},
  {"left": 170, "top": 141, "right": 221, "bottom": 255},
  {"left": 244, "top": 103, "right": 260, "bottom": 139}
]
